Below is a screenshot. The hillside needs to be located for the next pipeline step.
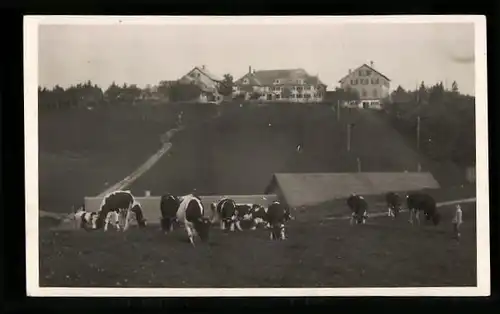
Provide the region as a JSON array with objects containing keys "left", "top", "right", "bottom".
[{"left": 129, "top": 103, "right": 428, "bottom": 196}]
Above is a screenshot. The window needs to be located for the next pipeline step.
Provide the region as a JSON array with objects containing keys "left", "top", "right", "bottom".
[
  {"left": 304, "top": 94, "right": 311, "bottom": 99},
  {"left": 297, "top": 86, "right": 303, "bottom": 92},
  {"left": 362, "top": 89, "right": 367, "bottom": 97},
  {"left": 274, "top": 79, "right": 281, "bottom": 84},
  {"left": 297, "top": 79, "right": 304, "bottom": 84},
  {"left": 359, "top": 70, "right": 364, "bottom": 76},
  {"left": 373, "top": 89, "right": 378, "bottom": 97},
  {"left": 366, "top": 70, "right": 372, "bottom": 76},
  {"left": 276, "top": 94, "right": 281, "bottom": 99},
  {"left": 297, "top": 93, "right": 303, "bottom": 98},
  {"left": 304, "top": 86, "right": 311, "bottom": 90},
  {"left": 371, "top": 78, "right": 379, "bottom": 84},
  {"left": 351, "top": 79, "right": 358, "bottom": 85},
  {"left": 274, "top": 86, "right": 281, "bottom": 91},
  {"left": 243, "top": 78, "right": 249, "bottom": 84},
  {"left": 361, "top": 79, "right": 368, "bottom": 85}
]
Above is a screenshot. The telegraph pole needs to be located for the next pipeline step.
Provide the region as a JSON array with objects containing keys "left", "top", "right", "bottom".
[
  {"left": 416, "top": 81, "right": 422, "bottom": 172},
  {"left": 337, "top": 100, "right": 340, "bottom": 121},
  {"left": 347, "top": 123, "right": 353, "bottom": 152}
]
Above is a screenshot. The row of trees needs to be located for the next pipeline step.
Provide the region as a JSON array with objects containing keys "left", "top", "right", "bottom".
[{"left": 383, "top": 81, "right": 475, "bottom": 168}]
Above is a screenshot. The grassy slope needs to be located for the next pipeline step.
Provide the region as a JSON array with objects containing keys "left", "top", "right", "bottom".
[
  {"left": 39, "top": 201, "right": 476, "bottom": 288},
  {"left": 130, "top": 104, "right": 429, "bottom": 196},
  {"left": 38, "top": 103, "right": 217, "bottom": 213}
]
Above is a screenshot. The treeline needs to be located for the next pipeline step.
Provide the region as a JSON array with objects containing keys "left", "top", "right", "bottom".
[
  {"left": 383, "top": 81, "right": 475, "bottom": 168},
  {"left": 38, "top": 80, "right": 216, "bottom": 111}
]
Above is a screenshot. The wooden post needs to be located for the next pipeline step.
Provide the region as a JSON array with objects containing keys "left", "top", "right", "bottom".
[
  {"left": 357, "top": 157, "right": 361, "bottom": 172},
  {"left": 347, "top": 123, "right": 351, "bottom": 152},
  {"left": 337, "top": 100, "right": 340, "bottom": 121},
  {"left": 416, "top": 115, "right": 421, "bottom": 151}
]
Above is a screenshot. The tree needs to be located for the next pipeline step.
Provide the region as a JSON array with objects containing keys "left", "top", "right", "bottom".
[{"left": 218, "top": 74, "right": 234, "bottom": 96}]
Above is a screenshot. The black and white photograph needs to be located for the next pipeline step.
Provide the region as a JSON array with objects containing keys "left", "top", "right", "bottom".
[{"left": 25, "top": 16, "right": 489, "bottom": 297}]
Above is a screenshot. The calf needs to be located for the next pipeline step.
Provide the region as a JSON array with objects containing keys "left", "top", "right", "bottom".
[
  {"left": 347, "top": 193, "right": 368, "bottom": 225},
  {"left": 385, "top": 192, "right": 402, "bottom": 219},
  {"left": 74, "top": 208, "right": 98, "bottom": 230},
  {"left": 211, "top": 198, "right": 238, "bottom": 231},
  {"left": 266, "top": 201, "right": 290, "bottom": 240},
  {"left": 176, "top": 194, "right": 211, "bottom": 246},
  {"left": 406, "top": 192, "right": 441, "bottom": 226},
  {"left": 96, "top": 190, "right": 147, "bottom": 231},
  {"left": 160, "top": 194, "right": 181, "bottom": 233}
]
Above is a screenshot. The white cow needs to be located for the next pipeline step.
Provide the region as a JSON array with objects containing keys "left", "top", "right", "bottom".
[{"left": 176, "top": 194, "right": 211, "bottom": 246}]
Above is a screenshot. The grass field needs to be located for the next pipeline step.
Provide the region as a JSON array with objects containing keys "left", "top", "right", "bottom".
[
  {"left": 129, "top": 103, "right": 428, "bottom": 196},
  {"left": 39, "top": 201, "right": 476, "bottom": 288},
  {"left": 39, "top": 103, "right": 217, "bottom": 213},
  {"left": 38, "top": 101, "right": 477, "bottom": 288}
]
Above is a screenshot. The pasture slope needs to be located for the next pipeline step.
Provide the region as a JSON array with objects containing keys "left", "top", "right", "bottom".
[
  {"left": 39, "top": 102, "right": 477, "bottom": 288},
  {"left": 129, "top": 103, "right": 431, "bottom": 196},
  {"left": 39, "top": 103, "right": 217, "bottom": 216}
]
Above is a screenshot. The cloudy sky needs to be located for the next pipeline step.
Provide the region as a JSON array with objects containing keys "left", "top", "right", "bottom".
[{"left": 38, "top": 20, "right": 476, "bottom": 95}]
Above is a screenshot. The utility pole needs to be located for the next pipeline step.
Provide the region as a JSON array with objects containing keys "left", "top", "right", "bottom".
[
  {"left": 416, "top": 81, "right": 422, "bottom": 172},
  {"left": 337, "top": 100, "right": 340, "bottom": 121},
  {"left": 347, "top": 123, "right": 353, "bottom": 152},
  {"left": 357, "top": 157, "right": 361, "bottom": 172}
]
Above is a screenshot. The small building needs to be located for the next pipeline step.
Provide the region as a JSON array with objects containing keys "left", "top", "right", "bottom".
[
  {"left": 233, "top": 67, "right": 327, "bottom": 103},
  {"left": 338, "top": 61, "right": 391, "bottom": 110},
  {"left": 178, "top": 65, "right": 226, "bottom": 103}
]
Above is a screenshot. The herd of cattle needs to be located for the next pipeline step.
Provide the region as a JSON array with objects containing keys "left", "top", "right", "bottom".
[{"left": 73, "top": 189, "right": 447, "bottom": 246}]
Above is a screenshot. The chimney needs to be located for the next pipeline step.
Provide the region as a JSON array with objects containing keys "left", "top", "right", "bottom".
[
  {"left": 202, "top": 65, "right": 206, "bottom": 70},
  {"left": 348, "top": 69, "right": 352, "bottom": 74},
  {"left": 370, "top": 61, "right": 374, "bottom": 68},
  {"left": 249, "top": 65, "right": 252, "bottom": 74},
  {"left": 253, "top": 69, "right": 256, "bottom": 74}
]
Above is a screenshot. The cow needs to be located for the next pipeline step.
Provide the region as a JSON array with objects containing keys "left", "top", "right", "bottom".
[
  {"left": 385, "top": 192, "right": 402, "bottom": 219},
  {"left": 74, "top": 208, "right": 99, "bottom": 230},
  {"left": 347, "top": 193, "right": 369, "bottom": 225},
  {"left": 210, "top": 198, "right": 238, "bottom": 231},
  {"left": 176, "top": 194, "right": 211, "bottom": 246},
  {"left": 246, "top": 204, "right": 269, "bottom": 230},
  {"left": 266, "top": 201, "right": 290, "bottom": 240},
  {"left": 96, "top": 190, "right": 147, "bottom": 231},
  {"left": 406, "top": 192, "right": 441, "bottom": 226},
  {"left": 160, "top": 194, "right": 181, "bottom": 233}
]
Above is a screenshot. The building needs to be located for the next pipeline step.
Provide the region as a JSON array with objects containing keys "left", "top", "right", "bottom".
[
  {"left": 178, "top": 65, "right": 225, "bottom": 103},
  {"left": 338, "top": 61, "right": 391, "bottom": 109},
  {"left": 233, "top": 67, "right": 327, "bottom": 103}
]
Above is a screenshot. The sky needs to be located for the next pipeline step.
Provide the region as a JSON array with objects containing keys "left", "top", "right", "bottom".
[{"left": 38, "top": 21, "right": 476, "bottom": 95}]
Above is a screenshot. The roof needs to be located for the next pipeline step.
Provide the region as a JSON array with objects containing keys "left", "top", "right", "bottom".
[
  {"left": 338, "top": 63, "right": 391, "bottom": 83},
  {"left": 234, "top": 68, "right": 326, "bottom": 87},
  {"left": 178, "top": 66, "right": 225, "bottom": 93},
  {"left": 265, "top": 172, "right": 440, "bottom": 208}
]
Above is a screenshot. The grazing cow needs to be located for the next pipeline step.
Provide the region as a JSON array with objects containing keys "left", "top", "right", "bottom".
[
  {"left": 211, "top": 198, "right": 238, "bottom": 231},
  {"left": 406, "top": 192, "right": 441, "bottom": 226},
  {"left": 386, "top": 192, "right": 402, "bottom": 219},
  {"left": 266, "top": 201, "right": 290, "bottom": 240},
  {"left": 74, "top": 208, "right": 99, "bottom": 230},
  {"left": 176, "top": 194, "right": 211, "bottom": 246},
  {"left": 347, "top": 193, "right": 369, "bottom": 225},
  {"left": 247, "top": 204, "right": 269, "bottom": 230},
  {"left": 160, "top": 194, "right": 181, "bottom": 233},
  {"left": 96, "top": 190, "right": 147, "bottom": 231}
]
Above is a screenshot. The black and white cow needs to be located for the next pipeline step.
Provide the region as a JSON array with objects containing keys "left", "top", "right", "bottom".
[
  {"left": 176, "top": 194, "right": 211, "bottom": 246},
  {"left": 210, "top": 198, "right": 238, "bottom": 231},
  {"left": 385, "top": 192, "right": 402, "bottom": 219},
  {"left": 266, "top": 201, "right": 290, "bottom": 240},
  {"left": 347, "top": 193, "right": 369, "bottom": 225},
  {"left": 406, "top": 192, "right": 441, "bottom": 226},
  {"left": 160, "top": 194, "right": 181, "bottom": 233},
  {"left": 96, "top": 190, "right": 147, "bottom": 231}
]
